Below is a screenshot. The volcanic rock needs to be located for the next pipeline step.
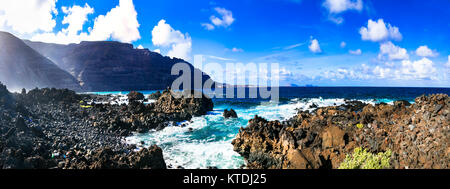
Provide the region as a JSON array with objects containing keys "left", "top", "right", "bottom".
[
  {"left": 127, "top": 91, "right": 145, "bottom": 102},
  {"left": 224, "top": 109, "right": 238, "bottom": 118},
  {"left": 232, "top": 94, "right": 449, "bottom": 169}
]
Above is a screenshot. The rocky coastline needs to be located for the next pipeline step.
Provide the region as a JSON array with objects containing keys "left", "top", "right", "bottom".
[
  {"left": 1, "top": 80, "right": 448, "bottom": 169},
  {"left": 232, "top": 94, "right": 449, "bottom": 169},
  {"left": 0, "top": 83, "right": 213, "bottom": 169}
]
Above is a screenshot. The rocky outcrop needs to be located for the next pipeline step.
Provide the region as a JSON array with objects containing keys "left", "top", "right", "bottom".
[
  {"left": 224, "top": 109, "right": 238, "bottom": 118},
  {"left": 232, "top": 94, "right": 449, "bottom": 169},
  {"left": 127, "top": 91, "right": 145, "bottom": 102},
  {"left": 0, "top": 84, "right": 167, "bottom": 169},
  {"left": 62, "top": 145, "right": 166, "bottom": 169},
  {"left": 148, "top": 91, "right": 162, "bottom": 100},
  {"left": 90, "top": 89, "right": 214, "bottom": 135},
  {"left": 0, "top": 82, "right": 15, "bottom": 109},
  {"left": 152, "top": 89, "right": 214, "bottom": 119},
  {"left": 0, "top": 32, "right": 81, "bottom": 91},
  {"left": 18, "top": 88, "right": 84, "bottom": 105}
]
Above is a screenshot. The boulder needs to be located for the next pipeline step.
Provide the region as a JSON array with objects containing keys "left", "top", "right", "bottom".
[
  {"left": 394, "top": 100, "right": 411, "bottom": 108},
  {"left": 0, "top": 82, "right": 15, "bottom": 109},
  {"left": 127, "top": 91, "right": 145, "bottom": 102},
  {"left": 153, "top": 90, "right": 214, "bottom": 118},
  {"left": 148, "top": 91, "right": 162, "bottom": 100},
  {"left": 224, "top": 109, "right": 238, "bottom": 118}
]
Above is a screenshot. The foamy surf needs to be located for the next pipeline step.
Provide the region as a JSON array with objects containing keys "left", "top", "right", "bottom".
[{"left": 125, "top": 97, "right": 398, "bottom": 169}]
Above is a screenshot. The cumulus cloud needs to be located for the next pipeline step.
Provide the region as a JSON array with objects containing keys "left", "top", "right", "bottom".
[
  {"left": 61, "top": 4, "right": 94, "bottom": 36},
  {"left": 323, "top": 0, "right": 363, "bottom": 14},
  {"left": 400, "top": 58, "right": 437, "bottom": 80},
  {"left": 446, "top": 55, "right": 450, "bottom": 67},
  {"left": 360, "top": 19, "right": 402, "bottom": 42},
  {"left": 322, "top": 0, "right": 363, "bottom": 24},
  {"left": 415, "top": 45, "right": 438, "bottom": 57},
  {"left": 0, "top": 0, "right": 58, "bottom": 35},
  {"left": 202, "top": 7, "right": 234, "bottom": 30},
  {"left": 323, "top": 57, "right": 438, "bottom": 81},
  {"left": 31, "top": 0, "right": 140, "bottom": 44},
  {"left": 308, "top": 38, "right": 322, "bottom": 53},
  {"left": 32, "top": 3, "right": 94, "bottom": 44},
  {"left": 378, "top": 41, "right": 408, "bottom": 60},
  {"left": 89, "top": 0, "right": 140, "bottom": 43},
  {"left": 201, "top": 23, "right": 215, "bottom": 30},
  {"left": 152, "top": 19, "right": 192, "bottom": 61},
  {"left": 372, "top": 66, "right": 391, "bottom": 79},
  {"left": 349, "top": 49, "right": 362, "bottom": 55}
]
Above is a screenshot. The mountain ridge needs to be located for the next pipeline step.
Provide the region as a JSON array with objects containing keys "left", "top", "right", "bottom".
[
  {"left": 0, "top": 31, "right": 81, "bottom": 91},
  {"left": 0, "top": 31, "right": 215, "bottom": 92},
  {"left": 23, "top": 38, "right": 214, "bottom": 92}
]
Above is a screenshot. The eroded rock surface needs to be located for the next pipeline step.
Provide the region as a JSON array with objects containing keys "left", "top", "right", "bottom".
[
  {"left": 232, "top": 94, "right": 449, "bottom": 169},
  {"left": 1, "top": 84, "right": 213, "bottom": 169}
]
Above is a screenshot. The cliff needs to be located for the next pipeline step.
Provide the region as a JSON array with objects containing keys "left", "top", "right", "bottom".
[
  {"left": 24, "top": 40, "right": 213, "bottom": 92},
  {"left": 0, "top": 32, "right": 81, "bottom": 91}
]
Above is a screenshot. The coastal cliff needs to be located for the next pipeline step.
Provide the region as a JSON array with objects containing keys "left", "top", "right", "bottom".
[
  {"left": 0, "top": 32, "right": 81, "bottom": 91},
  {"left": 232, "top": 94, "right": 449, "bottom": 169},
  {"left": 0, "top": 31, "right": 216, "bottom": 92},
  {"left": 23, "top": 39, "right": 214, "bottom": 92}
]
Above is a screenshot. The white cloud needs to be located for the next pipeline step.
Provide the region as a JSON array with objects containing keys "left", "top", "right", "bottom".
[
  {"left": 89, "top": 0, "right": 140, "bottom": 43},
  {"left": 446, "top": 55, "right": 450, "bottom": 67},
  {"left": 400, "top": 58, "right": 437, "bottom": 80},
  {"left": 415, "top": 45, "right": 438, "bottom": 57},
  {"left": 231, "top": 47, "right": 244, "bottom": 52},
  {"left": 360, "top": 19, "right": 402, "bottom": 42},
  {"left": 327, "top": 15, "right": 344, "bottom": 25},
  {"left": 202, "top": 7, "right": 234, "bottom": 30},
  {"left": 0, "top": 0, "right": 58, "bottom": 35},
  {"left": 31, "top": 0, "right": 140, "bottom": 44},
  {"left": 323, "top": 0, "right": 363, "bottom": 14},
  {"left": 373, "top": 66, "right": 391, "bottom": 78},
  {"left": 136, "top": 45, "right": 144, "bottom": 49},
  {"left": 61, "top": 4, "right": 94, "bottom": 36},
  {"left": 340, "top": 41, "right": 346, "bottom": 48},
  {"left": 322, "top": 0, "right": 363, "bottom": 24},
  {"left": 378, "top": 41, "right": 408, "bottom": 60},
  {"left": 308, "top": 38, "right": 322, "bottom": 53},
  {"left": 201, "top": 23, "right": 215, "bottom": 30},
  {"left": 152, "top": 19, "right": 192, "bottom": 61},
  {"left": 32, "top": 3, "right": 93, "bottom": 44},
  {"left": 349, "top": 49, "right": 362, "bottom": 55}
]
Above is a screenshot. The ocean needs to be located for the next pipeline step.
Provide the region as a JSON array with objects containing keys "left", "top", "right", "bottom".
[{"left": 90, "top": 87, "right": 450, "bottom": 169}]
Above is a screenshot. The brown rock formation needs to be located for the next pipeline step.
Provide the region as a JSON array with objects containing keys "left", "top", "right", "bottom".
[{"left": 232, "top": 94, "right": 449, "bottom": 169}]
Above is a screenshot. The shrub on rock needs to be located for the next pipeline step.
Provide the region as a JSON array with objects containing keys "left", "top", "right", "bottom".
[{"left": 338, "top": 147, "right": 391, "bottom": 169}]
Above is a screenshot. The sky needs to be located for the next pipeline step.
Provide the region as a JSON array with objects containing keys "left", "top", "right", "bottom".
[{"left": 0, "top": 0, "right": 449, "bottom": 87}]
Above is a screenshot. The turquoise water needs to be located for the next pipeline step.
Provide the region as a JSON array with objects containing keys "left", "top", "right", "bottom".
[
  {"left": 126, "top": 96, "right": 379, "bottom": 169},
  {"left": 90, "top": 87, "right": 449, "bottom": 169}
]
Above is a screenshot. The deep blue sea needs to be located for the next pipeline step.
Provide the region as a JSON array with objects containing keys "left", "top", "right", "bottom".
[{"left": 89, "top": 87, "right": 450, "bottom": 169}]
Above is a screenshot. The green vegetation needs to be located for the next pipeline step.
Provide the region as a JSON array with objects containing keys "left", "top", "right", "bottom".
[
  {"left": 338, "top": 147, "right": 392, "bottom": 169},
  {"left": 356, "top": 123, "right": 364, "bottom": 129}
]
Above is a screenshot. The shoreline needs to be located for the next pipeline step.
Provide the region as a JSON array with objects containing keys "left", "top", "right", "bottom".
[
  {"left": 1, "top": 83, "right": 449, "bottom": 169},
  {"left": 232, "top": 94, "right": 449, "bottom": 169}
]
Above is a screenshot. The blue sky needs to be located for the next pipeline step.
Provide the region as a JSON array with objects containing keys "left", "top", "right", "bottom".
[{"left": 1, "top": 0, "right": 449, "bottom": 87}]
